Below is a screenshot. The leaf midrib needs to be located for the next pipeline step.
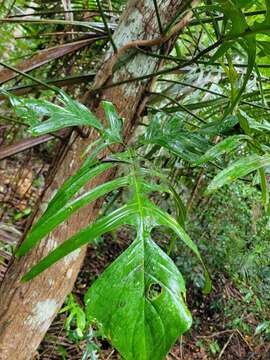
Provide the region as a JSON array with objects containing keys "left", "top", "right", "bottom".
[{"left": 132, "top": 165, "right": 147, "bottom": 358}]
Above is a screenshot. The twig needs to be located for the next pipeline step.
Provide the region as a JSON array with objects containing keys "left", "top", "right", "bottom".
[
  {"left": 96, "top": 0, "right": 117, "bottom": 53},
  {"left": 0, "top": 61, "right": 57, "bottom": 91},
  {"left": 0, "top": 18, "right": 109, "bottom": 33},
  {"left": 197, "top": 329, "right": 235, "bottom": 339},
  {"left": 169, "top": 351, "right": 181, "bottom": 360},
  {"left": 218, "top": 333, "right": 234, "bottom": 359},
  {"left": 235, "top": 329, "right": 253, "bottom": 352},
  {"left": 106, "top": 349, "right": 115, "bottom": 359},
  {"left": 179, "top": 336, "right": 183, "bottom": 360},
  {"left": 153, "top": 0, "right": 164, "bottom": 35}
]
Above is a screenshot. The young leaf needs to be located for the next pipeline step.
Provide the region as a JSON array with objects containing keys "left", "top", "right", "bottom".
[
  {"left": 30, "top": 91, "right": 103, "bottom": 135},
  {"left": 102, "top": 101, "right": 123, "bottom": 143}
]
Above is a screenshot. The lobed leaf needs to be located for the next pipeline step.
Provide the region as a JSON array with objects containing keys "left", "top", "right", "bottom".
[
  {"left": 85, "top": 224, "right": 192, "bottom": 360},
  {"left": 30, "top": 91, "right": 103, "bottom": 136},
  {"left": 21, "top": 204, "right": 137, "bottom": 281},
  {"left": 17, "top": 161, "right": 117, "bottom": 256},
  {"left": 17, "top": 177, "right": 129, "bottom": 257}
]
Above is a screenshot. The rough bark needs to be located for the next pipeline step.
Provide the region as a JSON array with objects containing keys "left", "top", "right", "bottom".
[{"left": 0, "top": 1, "right": 192, "bottom": 359}]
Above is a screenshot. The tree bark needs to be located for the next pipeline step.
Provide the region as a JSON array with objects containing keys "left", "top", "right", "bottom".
[{"left": 0, "top": 1, "right": 192, "bottom": 359}]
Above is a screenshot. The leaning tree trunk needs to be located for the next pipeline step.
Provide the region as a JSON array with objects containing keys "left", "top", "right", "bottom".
[{"left": 0, "top": 1, "right": 193, "bottom": 358}]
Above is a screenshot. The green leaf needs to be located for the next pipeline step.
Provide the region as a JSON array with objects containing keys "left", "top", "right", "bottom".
[
  {"left": 29, "top": 91, "right": 103, "bottom": 136},
  {"left": 255, "top": 321, "right": 270, "bottom": 336},
  {"left": 259, "top": 168, "right": 269, "bottom": 211},
  {"left": 102, "top": 101, "right": 123, "bottom": 143},
  {"left": 212, "top": 1, "right": 256, "bottom": 113},
  {"left": 21, "top": 163, "right": 208, "bottom": 360},
  {"left": 85, "top": 227, "right": 192, "bottom": 360},
  {"left": 143, "top": 114, "right": 209, "bottom": 162},
  {"left": 207, "top": 154, "right": 270, "bottom": 194},
  {"left": 229, "top": 36, "right": 256, "bottom": 112},
  {"left": 38, "top": 161, "right": 116, "bottom": 224},
  {"left": 199, "top": 115, "right": 239, "bottom": 136},
  {"left": 17, "top": 161, "right": 117, "bottom": 257},
  {"left": 17, "top": 176, "right": 129, "bottom": 257},
  {"left": 169, "top": 185, "right": 187, "bottom": 229},
  {"left": 210, "top": 42, "right": 234, "bottom": 64},
  {"left": 21, "top": 204, "right": 137, "bottom": 281},
  {"left": 194, "top": 135, "right": 251, "bottom": 166},
  {"left": 150, "top": 205, "right": 211, "bottom": 295},
  {"left": 1, "top": 90, "right": 45, "bottom": 126},
  {"left": 144, "top": 133, "right": 208, "bottom": 162},
  {"left": 84, "top": 170, "right": 193, "bottom": 360}
]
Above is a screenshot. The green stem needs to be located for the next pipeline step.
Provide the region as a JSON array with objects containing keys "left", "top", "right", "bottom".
[
  {"left": 0, "top": 61, "right": 58, "bottom": 91},
  {"left": 96, "top": 0, "right": 117, "bottom": 53}
]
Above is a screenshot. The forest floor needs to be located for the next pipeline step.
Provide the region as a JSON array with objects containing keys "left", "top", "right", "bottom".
[{"left": 0, "top": 146, "right": 269, "bottom": 360}]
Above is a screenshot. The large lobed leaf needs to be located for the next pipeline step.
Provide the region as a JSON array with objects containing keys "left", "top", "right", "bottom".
[
  {"left": 85, "top": 218, "right": 192, "bottom": 360},
  {"left": 9, "top": 89, "right": 210, "bottom": 359},
  {"left": 84, "top": 170, "right": 194, "bottom": 360},
  {"left": 20, "top": 164, "right": 209, "bottom": 360}
]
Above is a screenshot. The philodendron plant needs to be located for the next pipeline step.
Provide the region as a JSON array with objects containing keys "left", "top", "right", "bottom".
[{"left": 5, "top": 90, "right": 211, "bottom": 360}]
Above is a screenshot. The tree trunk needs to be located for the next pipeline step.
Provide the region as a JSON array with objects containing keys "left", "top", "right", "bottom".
[{"left": 0, "top": 1, "right": 192, "bottom": 359}]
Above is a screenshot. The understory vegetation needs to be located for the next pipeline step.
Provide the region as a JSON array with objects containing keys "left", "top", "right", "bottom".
[{"left": 0, "top": 0, "right": 270, "bottom": 359}]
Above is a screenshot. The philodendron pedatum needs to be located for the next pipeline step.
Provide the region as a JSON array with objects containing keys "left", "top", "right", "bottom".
[{"left": 5, "top": 90, "right": 211, "bottom": 360}]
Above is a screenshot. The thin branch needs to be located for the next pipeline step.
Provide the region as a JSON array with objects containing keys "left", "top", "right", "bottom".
[
  {"left": 153, "top": 0, "right": 164, "bottom": 35},
  {"left": 96, "top": 0, "right": 117, "bottom": 53},
  {"left": 158, "top": 79, "right": 270, "bottom": 112},
  {"left": 149, "top": 91, "right": 207, "bottom": 124},
  {"left": 188, "top": 9, "right": 267, "bottom": 27},
  {"left": 0, "top": 18, "right": 110, "bottom": 33},
  {"left": 7, "top": 9, "right": 120, "bottom": 18},
  {"left": 90, "top": 38, "right": 223, "bottom": 93},
  {"left": 0, "top": 73, "right": 96, "bottom": 99},
  {"left": 0, "top": 61, "right": 58, "bottom": 92},
  {"left": 218, "top": 333, "right": 234, "bottom": 359},
  {"left": 14, "top": 31, "right": 102, "bottom": 39}
]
